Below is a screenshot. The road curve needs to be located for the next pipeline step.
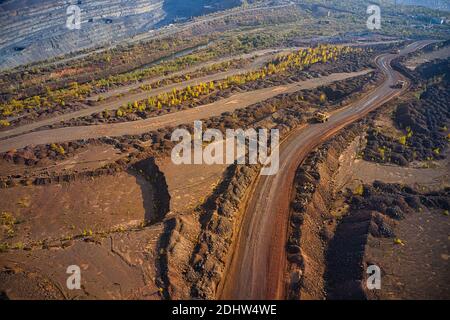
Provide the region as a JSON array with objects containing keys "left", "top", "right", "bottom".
[
  {"left": 0, "top": 70, "right": 371, "bottom": 153},
  {"left": 0, "top": 41, "right": 404, "bottom": 141},
  {"left": 219, "top": 40, "right": 435, "bottom": 300}
]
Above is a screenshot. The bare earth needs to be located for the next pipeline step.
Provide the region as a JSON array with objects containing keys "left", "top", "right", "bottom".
[
  {"left": 340, "top": 151, "right": 450, "bottom": 300},
  {"left": 157, "top": 157, "right": 227, "bottom": 213},
  {"left": 0, "top": 170, "right": 164, "bottom": 300}
]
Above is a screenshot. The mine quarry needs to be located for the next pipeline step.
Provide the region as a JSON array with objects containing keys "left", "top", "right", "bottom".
[{"left": 0, "top": 0, "right": 449, "bottom": 300}]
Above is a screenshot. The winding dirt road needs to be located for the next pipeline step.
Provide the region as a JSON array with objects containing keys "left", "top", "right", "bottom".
[
  {"left": 219, "top": 40, "right": 435, "bottom": 300},
  {"left": 1, "top": 41, "right": 405, "bottom": 141}
]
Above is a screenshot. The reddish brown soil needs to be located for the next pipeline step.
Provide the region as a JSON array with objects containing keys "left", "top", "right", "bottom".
[
  {"left": 367, "top": 208, "right": 450, "bottom": 299},
  {"left": 0, "top": 171, "right": 155, "bottom": 245}
]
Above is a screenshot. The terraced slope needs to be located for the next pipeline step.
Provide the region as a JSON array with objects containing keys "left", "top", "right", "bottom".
[{"left": 0, "top": 0, "right": 241, "bottom": 70}]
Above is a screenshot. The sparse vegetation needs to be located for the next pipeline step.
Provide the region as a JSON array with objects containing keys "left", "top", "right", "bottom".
[
  {"left": 52, "top": 45, "right": 370, "bottom": 127},
  {"left": 1, "top": 211, "right": 17, "bottom": 238},
  {"left": 364, "top": 84, "right": 450, "bottom": 166}
]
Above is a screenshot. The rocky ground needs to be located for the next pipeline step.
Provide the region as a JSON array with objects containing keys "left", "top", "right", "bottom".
[
  {"left": 285, "top": 116, "right": 449, "bottom": 299},
  {"left": 0, "top": 0, "right": 242, "bottom": 70},
  {"left": 364, "top": 85, "right": 449, "bottom": 166},
  {"left": 283, "top": 63, "right": 449, "bottom": 299}
]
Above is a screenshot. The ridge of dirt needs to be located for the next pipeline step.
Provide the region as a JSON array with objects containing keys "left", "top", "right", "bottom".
[
  {"left": 286, "top": 121, "right": 367, "bottom": 299},
  {"left": 286, "top": 112, "right": 449, "bottom": 300}
]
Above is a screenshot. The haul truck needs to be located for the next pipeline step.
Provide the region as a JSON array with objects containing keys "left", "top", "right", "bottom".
[
  {"left": 391, "top": 80, "right": 406, "bottom": 89},
  {"left": 313, "top": 111, "right": 330, "bottom": 123}
]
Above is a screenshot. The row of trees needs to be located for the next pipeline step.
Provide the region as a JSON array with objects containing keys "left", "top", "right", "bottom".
[
  {"left": 0, "top": 50, "right": 240, "bottom": 120},
  {"left": 137, "top": 60, "right": 237, "bottom": 92},
  {"left": 0, "top": 44, "right": 362, "bottom": 125},
  {"left": 0, "top": 32, "right": 298, "bottom": 120},
  {"left": 272, "top": 45, "right": 362, "bottom": 71},
  {"left": 112, "top": 45, "right": 362, "bottom": 118},
  {"left": 0, "top": 81, "right": 92, "bottom": 119}
]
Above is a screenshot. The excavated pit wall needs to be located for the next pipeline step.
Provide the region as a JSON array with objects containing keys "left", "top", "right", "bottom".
[
  {"left": 0, "top": 0, "right": 242, "bottom": 70},
  {"left": 0, "top": 0, "right": 165, "bottom": 70}
]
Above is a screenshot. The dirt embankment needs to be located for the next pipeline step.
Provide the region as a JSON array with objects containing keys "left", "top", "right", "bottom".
[
  {"left": 155, "top": 163, "right": 261, "bottom": 299},
  {"left": 286, "top": 121, "right": 368, "bottom": 299},
  {"left": 187, "top": 164, "right": 261, "bottom": 299},
  {"left": 286, "top": 118, "right": 449, "bottom": 300},
  {"left": 0, "top": 68, "right": 379, "bottom": 192},
  {"left": 156, "top": 88, "right": 317, "bottom": 299},
  {"left": 285, "top": 121, "right": 408, "bottom": 300},
  {"left": 0, "top": 141, "right": 172, "bottom": 218},
  {"left": 132, "top": 157, "right": 171, "bottom": 223}
]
